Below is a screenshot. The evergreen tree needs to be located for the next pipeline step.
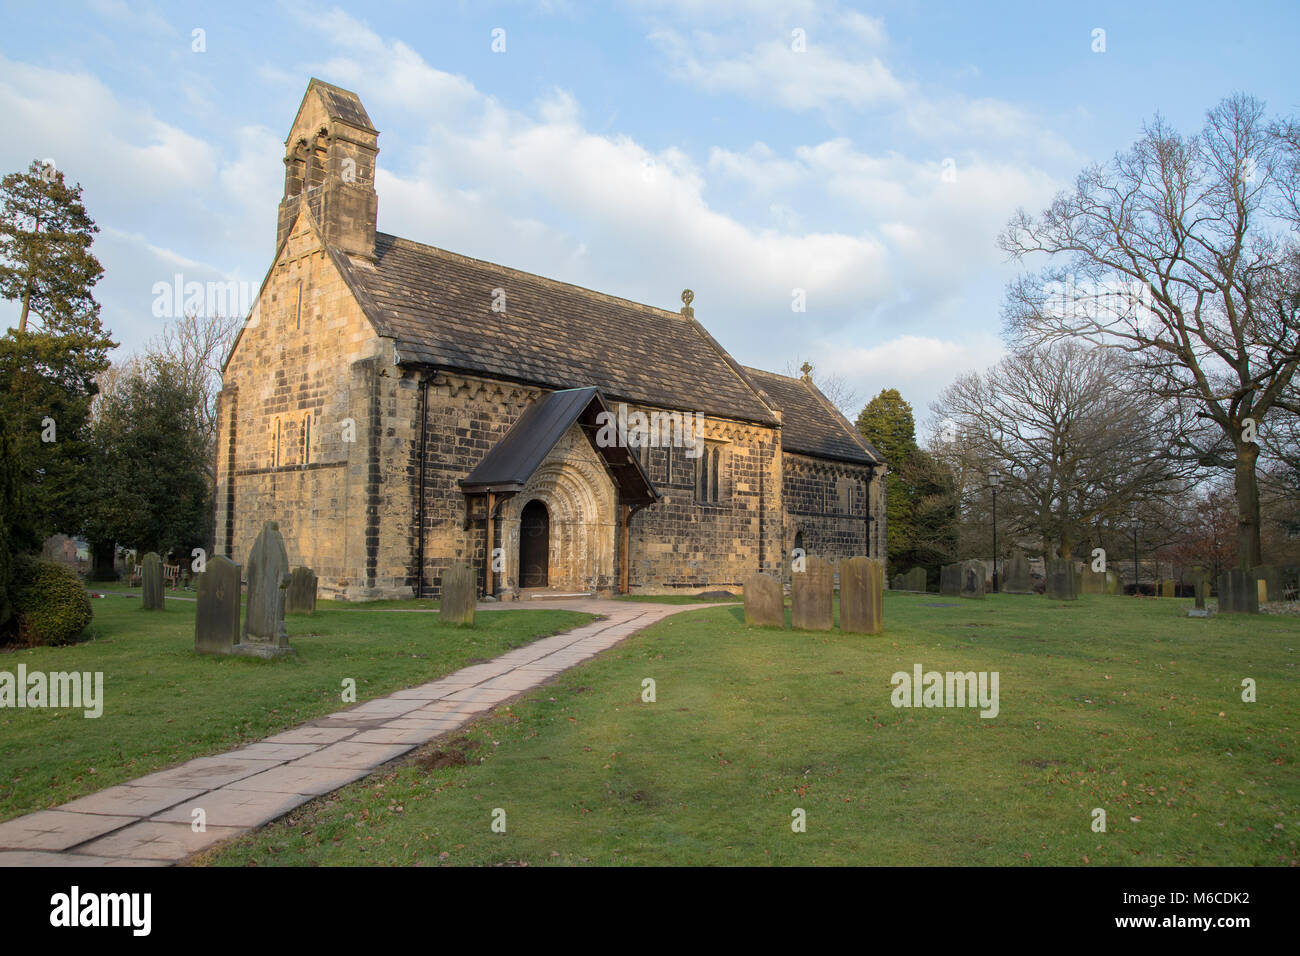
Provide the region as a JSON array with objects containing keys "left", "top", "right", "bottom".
[
  {"left": 85, "top": 356, "right": 211, "bottom": 558},
  {"left": 857, "top": 388, "right": 958, "bottom": 575},
  {"left": 0, "top": 160, "right": 116, "bottom": 541}
]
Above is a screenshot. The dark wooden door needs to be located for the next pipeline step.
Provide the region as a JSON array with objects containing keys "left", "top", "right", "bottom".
[{"left": 520, "top": 499, "right": 549, "bottom": 588}]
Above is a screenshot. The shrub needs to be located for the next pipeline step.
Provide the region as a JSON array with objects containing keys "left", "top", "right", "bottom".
[{"left": 9, "top": 556, "right": 93, "bottom": 647}]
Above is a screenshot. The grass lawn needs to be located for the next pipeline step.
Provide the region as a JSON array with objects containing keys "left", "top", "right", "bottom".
[
  {"left": 0, "top": 595, "right": 594, "bottom": 821},
  {"left": 199, "top": 593, "right": 1298, "bottom": 867}
]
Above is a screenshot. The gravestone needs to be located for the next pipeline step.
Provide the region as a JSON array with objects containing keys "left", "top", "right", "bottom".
[
  {"left": 286, "top": 566, "right": 318, "bottom": 615},
  {"left": 960, "top": 560, "right": 986, "bottom": 600},
  {"left": 141, "top": 552, "right": 164, "bottom": 610},
  {"left": 236, "top": 521, "right": 295, "bottom": 657},
  {"left": 939, "top": 563, "right": 961, "bottom": 597},
  {"left": 440, "top": 563, "right": 477, "bottom": 626},
  {"left": 791, "top": 556, "right": 833, "bottom": 631},
  {"left": 1079, "top": 566, "right": 1106, "bottom": 595},
  {"left": 1251, "top": 565, "right": 1281, "bottom": 604},
  {"left": 840, "top": 557, "right": 883, "bottom": 635},
  {"left": 1105, "top": 571, "right": 1119, "bottom": 595},
  {"left": 195, "top": 556, "right": 241, "bottom": 654},
  {"left": 743, "top": 573, "right": 785, "bottom": 628},
  {"left": 1002, "top": 552, "right": 1031, "bottom": 594},
  {"left": 1188, "top": 567, "right": 1210, "bottom": 617},
  {"left": 1159, "top": 578, "right": 1175, "bottom": 599},
  {"left": 1217, "top": 569, "right": 1259, "bottom": 614},
  {"left": 1045, "top": 558, "right": 1077, "bottom": 600},
  {"left": 891, "top": 574, "right": 904, "bottom": 591},
  {"left": 904, "top": 567, "right": 927, "bottom": 592}
]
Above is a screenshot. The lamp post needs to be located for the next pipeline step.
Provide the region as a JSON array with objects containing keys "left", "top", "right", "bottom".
[{"left": 989, "top": 469, "right": 1000, "bottom": 593}]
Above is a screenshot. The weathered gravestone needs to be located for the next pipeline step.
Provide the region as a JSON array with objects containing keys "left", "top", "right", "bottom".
[
  {"left": 1189, "top": 567, "right": 1210, "bottom": 617},
  {"left": 236, "top": 521, "right": 295, "bottom": 657},
  {"left": 286, "top": 566, "right": 318, "bottom": 615},
  {"left": 440, "top": 563, "right": 477, "bottom": 626},
  {"left": 743, "top": 572, "right": 785, "bottom": 628},
  {"left": 1105, "top": 570, "right": 1119, "bottom": 595},
  {"left": 1045, "top": 558, "right": 1077, "bottom": 600},
  {"left": 840, "top": 557, "right": 883, "bottom": 635},
  {"left": 904, "top": 567, "right": 927, "bottom": 592},
  {"left": 791, "top": 556, "right": 833, "bottom": 631},
  {"left": 195, "top": 556, "right": 241, "bottom": 654},
  {"left": 1159, "top": 579, "right": 1175, "bottom": 599},
  {"left": 141, "top": 552, "right": 164, "bottom": 610},
  {"left": 940, "top": 563, "right": 961, "bottom": 597},
  {"left": 1217, "top": 569, "right": 1259, "bottom": 614},
  {"left": 1079, "top": 566, "right": 1106, "bottom": 595},
  {"left": 1002, "top": 552, "right": 1031, "bottom": 594},
  {"left": 960, "top": 560, "right": 986, "bottom": 600},
  {"left": 891, "top": 574, "right": 904, "bottom": 591},
  {"left": 1251, "top": 565, "right": 1281, "bottom": 604}
]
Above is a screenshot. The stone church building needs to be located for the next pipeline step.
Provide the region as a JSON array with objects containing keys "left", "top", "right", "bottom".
[{"left": 215, "top": 79, "right": 887, "bottom": 601}]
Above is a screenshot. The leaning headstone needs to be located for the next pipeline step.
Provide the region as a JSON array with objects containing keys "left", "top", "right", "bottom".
[
  {"left": 960, "top": 560, "right": 986, "bottom": 600},
  {"left": 440, "top": 563, "right": 477, "bottom": 626},
  {"left": 904, "top": 567, "right": 927, "bottom": 592},
  {"left": 1251, "top": 565, "right": 1281, "bottom": 604},
  {"left": 1002, "top": 552, "right": 1031, "bottom": 594},
  {"left": 236, "top": 521, "right": 295, "bottom": 657},
  {"left": 840, "top": 557, "right": 883, "bottom": 635},
  {"left": 1045, "top": 558, "right": 1077, "bottom": 601},
  {"left": 286, "top": 566, "right": 318, "bottom": 615},
  {"left": 743, "top": 573, "right": 785, "bottom": 628},
  {"left": 141, "top": 552, "right": 164, "bottom": 610},
  {"left": 195, "top": 556, "right": 241, "bottom": 654},
  {"left": 1217, "top": 569, "right": 1259, "bottom": 614},
  {"left": 791, "top": 556, "right": 833, "bottom": 631},
  {"left": 939, "top": 563, "right": 961, "bottom": 597}
]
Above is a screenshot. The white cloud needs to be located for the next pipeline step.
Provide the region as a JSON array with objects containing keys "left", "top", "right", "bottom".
[{"left": 650, "top": 29, "right": 906, "bottom": 111}]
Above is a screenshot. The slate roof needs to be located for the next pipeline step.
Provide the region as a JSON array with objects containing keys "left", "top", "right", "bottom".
[
  {"left": 300, "top": 78, "right": 375, "bottom": 133},
  {"left": 329, "top": 234, "right": 778, "bottom": 426},
  {"left": 460, "top": 387, "right": 658, "bottom": 505},
  {"left": 742, "top": 366, "right": 883, "bottom": 466}
]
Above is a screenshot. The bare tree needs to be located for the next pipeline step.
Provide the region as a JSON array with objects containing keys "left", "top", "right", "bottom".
[
  {"left": 999, "top": 94, "right": 1300, "bottom": 569},
  {"left": 145, "top": 310, "right": 240, "bottom": 482},
  {"left": 930, "top": 341, "right": 1191, "bottom": 560},
  {"left": 783, "top": 358, "right": 860, "bottom": 416}
]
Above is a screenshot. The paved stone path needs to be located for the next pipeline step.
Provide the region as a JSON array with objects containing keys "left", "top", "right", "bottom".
[{"left": 0, "top": 599, "right": 722, "bottom": 866}]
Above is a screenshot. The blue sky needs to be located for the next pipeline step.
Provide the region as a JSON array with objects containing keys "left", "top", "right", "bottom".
[{"left": 2, "top": 0, "right": 1296, "bottom": 426}]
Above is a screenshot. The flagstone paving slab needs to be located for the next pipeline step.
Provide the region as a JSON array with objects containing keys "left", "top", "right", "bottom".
[
  {"left": 130, "top": 755, "right": 284, "bottom": 790},
  {"left": 3, "top": 598, "right": 713, "bottom": 865},
  {"left": 293, "top": 741, "right": 413, "bottom": 770},
  {"left": 58, "top": 785, "right": 206, "bottom": 818},
  {"left": 152, "top": 789, "right": 307, "bottom": 828},
  {"left": 0, "top": 850, "right": 168, "bottom": 866},
  {"left": 224, "top": 763, "right": 372, "bottom": 797},
  {"left": 0, "top": 810, "right": 138, "bottom": 851},
  {"left": 263, "top": 725, "right": 358, "bottom": 745},
  {"left": 79, "top": 821, "right": 247, "bottom": 861}
]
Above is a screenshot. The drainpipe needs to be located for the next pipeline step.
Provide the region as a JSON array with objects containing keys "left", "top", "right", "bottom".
[{"left": 415, "top": 372, "right": 431, "bottom": 598}]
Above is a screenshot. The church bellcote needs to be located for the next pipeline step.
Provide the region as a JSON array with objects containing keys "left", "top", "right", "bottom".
[{"left": 277, "top": 79, "right": 379, "bottom": 259}]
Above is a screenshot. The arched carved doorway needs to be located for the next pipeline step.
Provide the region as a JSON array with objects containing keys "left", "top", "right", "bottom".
[{"left": 520, "top": 499, "right": 550, "bottom": 588}]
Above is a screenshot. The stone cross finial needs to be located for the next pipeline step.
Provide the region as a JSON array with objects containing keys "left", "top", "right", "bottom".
[
  {"left": 680, "top": 289, "right": 695, "bottom": 319},
  {"left": 800, "top": 361, "right": 813, "bottom": 380}
]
